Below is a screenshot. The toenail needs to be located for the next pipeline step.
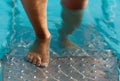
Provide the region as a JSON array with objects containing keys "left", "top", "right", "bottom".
[
  {"left": 37, "top": 63, "right": 41, "bottom": 66},
  {"left": 41, "top": 63, "right": 48, "bottom": 68},
  {"left": 29, "top": 60, "right": 32, "bottom": 62},
  {"left": 33, "top": 62, "right": 36, "bottom": 64},
  {"left": 37, "top": 61, "right": 41, "bottom": 66},
  {"left": 28, "top": 54, "right": 31, "bottom": 58},
  {"left": 33, "top": 60, "right": 37, "bottom": 64},
  {"left": 27, "top": 56, "right": 32, "bottom": 62},
  {"left": 28, "top": 58, "right": 32, "bottom": 62}
]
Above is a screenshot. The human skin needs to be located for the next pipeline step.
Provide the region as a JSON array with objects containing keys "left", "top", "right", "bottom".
[
  {"left": 21, "top": 0, "right": 88, "bottom": 67},
  {"left": 61, "top": 0, "right": 88, "bottom": 10}
]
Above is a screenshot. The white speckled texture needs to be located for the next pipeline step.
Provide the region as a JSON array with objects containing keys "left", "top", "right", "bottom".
[{"left": 3, "top": 55, "right": 118, "bottom": 81}]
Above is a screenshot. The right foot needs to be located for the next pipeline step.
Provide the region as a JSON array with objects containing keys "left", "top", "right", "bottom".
[
  {"left": 27, "top": 36, "right": 51, "bottom": 68},
  {"left": 59, "top": 36, "right": 79, "bottom": 50},
  {"left": 59, "top": 37, "right": 88, "bottom": 56}
]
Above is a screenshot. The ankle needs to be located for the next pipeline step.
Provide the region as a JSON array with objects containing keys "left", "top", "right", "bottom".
[
  {"left": 36, "top": 32, "right": 51, "bottom": 40},
  {"left": 61, "top": 0, "right": 88, "bottom": 10}
]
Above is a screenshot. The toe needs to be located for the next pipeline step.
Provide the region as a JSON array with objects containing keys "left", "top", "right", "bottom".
[
  {"left": 28, "top": 54, "right": 33, "bottom": 62},
  {"left": 41, "top": 63, "right": 49, "bottom": 68},
  {"left": 33, "top": 57, "right": 37, "bottom": 64},
  {"left": 36, "top": 57, "right": 41, "bottom": 66},
  {"left": 41, "top": 54, "right": 50, "bottom": 68}
]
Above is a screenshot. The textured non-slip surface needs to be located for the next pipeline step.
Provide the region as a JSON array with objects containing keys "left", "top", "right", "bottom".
[
  {"left": 2, "top": 24, "right": 119, "bottom": 81},
  {"left": 3, "top": 55, "right": 118, "bottom": 81}
]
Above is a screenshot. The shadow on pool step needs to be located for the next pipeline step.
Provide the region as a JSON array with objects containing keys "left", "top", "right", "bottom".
[{"left": 3, "top": 56, "right": 118, "bottom": 81}]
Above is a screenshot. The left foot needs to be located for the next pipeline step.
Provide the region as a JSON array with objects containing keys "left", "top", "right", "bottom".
[{"left": 27, "top": 37, "right": 51, "bottom": 67}]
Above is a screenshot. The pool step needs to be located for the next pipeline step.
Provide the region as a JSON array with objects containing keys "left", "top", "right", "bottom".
[{"left": 2, "top": 56, "right": 118, "bottom": 81}]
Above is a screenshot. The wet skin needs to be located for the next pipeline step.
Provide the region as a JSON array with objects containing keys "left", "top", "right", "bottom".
[{"left": 21, "top": 0, "right": 88, "bottom": 67}]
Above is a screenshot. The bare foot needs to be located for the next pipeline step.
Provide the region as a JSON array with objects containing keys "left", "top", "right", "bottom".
[
  {"left": 59, "top": 37, "right": 79, "bottom": 50},
  {"left": 59, "top": 37, "right": 88, "bottom": 56},
  {"left": 27, "top": 37, "right": 51, "bottom": 67}
]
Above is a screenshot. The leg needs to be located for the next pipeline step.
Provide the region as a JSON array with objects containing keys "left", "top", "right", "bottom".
[
  {"left": 59, "top": 0, "right": 88, "bottom": 49},
  {"left": 21, "top": 0, "right": 50, "bottom": 67}
]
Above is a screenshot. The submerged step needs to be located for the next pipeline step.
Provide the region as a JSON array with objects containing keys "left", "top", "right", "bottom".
[{"left": 2, "top": 55, "right": 118, "bottom": 81}]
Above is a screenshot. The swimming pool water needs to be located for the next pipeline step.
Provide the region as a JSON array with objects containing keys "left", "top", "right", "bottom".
[
  {"left": 0, "top": 0, "right": 120, "bottom": 58},
  {"left": 0, "top": 0, "right": 120, "bottom": 80}
]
